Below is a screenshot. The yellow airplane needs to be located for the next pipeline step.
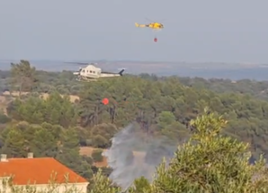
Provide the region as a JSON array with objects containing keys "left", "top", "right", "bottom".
[{"left": 135, "top": 22, "right": 164, "bottom": 30}]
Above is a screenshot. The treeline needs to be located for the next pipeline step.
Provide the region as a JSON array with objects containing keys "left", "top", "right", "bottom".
[
  {"left": 178, "top": 76, "right": 268, "bottom": 101},
  {"left": 2, "top": 64, "right": 268, "bottom": 100}
]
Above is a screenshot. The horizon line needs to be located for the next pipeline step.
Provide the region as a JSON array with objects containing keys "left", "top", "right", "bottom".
[{"left": 0, "top": 59, "right": 267, "bottom": 65}]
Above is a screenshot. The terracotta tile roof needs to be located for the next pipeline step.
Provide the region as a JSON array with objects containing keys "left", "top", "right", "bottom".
[{"left": 0, "top": 157, "right": 88, "bottom": 185}]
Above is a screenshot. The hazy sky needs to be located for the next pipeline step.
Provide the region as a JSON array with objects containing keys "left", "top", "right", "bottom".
[{"left": 0, "top": 0, "right": 268, "bottom": 63}]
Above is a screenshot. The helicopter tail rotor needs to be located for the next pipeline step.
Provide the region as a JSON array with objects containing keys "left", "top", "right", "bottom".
[{"left": 118, "top": 68, "right": 126, "bottom": 76}]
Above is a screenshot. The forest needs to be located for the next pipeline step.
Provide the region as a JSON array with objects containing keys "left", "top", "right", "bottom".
[{"left": 1, "top": 60, "right": 268, "bottom": 192}]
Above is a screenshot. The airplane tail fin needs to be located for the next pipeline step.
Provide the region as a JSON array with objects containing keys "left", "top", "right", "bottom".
[{"left": 119, "top": 69, "right": 124, "bottom": 76}]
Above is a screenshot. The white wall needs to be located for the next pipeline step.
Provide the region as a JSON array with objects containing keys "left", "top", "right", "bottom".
[{"left": 0, "top": 179, "right": 89, "bottom": 193}]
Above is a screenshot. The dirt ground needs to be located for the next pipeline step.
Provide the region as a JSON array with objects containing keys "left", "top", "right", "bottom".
[
  {"left": 79, "top": 146, "right": 146, "bottom": 168},
  {"left": 79, "top": 146, "right": 108, "bottom": 167}
]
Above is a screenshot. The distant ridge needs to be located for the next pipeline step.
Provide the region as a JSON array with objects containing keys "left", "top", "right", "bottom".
[{"left": 1, "top": 59, "right": 268, "bottom": 80}]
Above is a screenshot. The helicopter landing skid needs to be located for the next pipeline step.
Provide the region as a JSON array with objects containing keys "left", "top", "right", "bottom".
[{"left": 76, "top": 76, "right": 97, "bottom": 82}]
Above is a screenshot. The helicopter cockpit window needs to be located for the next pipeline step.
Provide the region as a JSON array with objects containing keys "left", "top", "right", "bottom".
[
  {"left": 82, "top": 70, "right": 85, "bottom": 72},
  {"left": 90, "top": 71, "right": 92, "bottom": 73}
]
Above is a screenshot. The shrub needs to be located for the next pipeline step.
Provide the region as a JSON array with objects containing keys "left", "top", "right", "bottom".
[
  {"left": 0, "top": 113, "right": 11, "bottom": 124},
  {"left": 92, "top": 149, "right": 103, "bottom": 162}
]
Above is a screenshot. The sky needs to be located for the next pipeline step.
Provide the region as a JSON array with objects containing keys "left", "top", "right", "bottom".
[{"left": 0, "top": 0, "right": 268, "bottom": 63}]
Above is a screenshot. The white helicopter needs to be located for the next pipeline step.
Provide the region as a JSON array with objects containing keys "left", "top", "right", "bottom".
[{"left": 68, "top": 62, "right": 125, "bottom": 82}]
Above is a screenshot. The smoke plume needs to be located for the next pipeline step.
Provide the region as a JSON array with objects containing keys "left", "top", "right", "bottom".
[{"left": 103, "top": 123, "right": 177, "bottom": 191}]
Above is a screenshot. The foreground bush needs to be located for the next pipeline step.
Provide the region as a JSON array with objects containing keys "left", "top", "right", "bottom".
[{"left": 151, "top": 108, "right": 268, "bottom": 193}]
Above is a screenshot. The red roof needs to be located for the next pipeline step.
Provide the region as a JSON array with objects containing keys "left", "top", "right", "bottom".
[{"left": 0, "top": 157, "right": 88, "bottom": 185}]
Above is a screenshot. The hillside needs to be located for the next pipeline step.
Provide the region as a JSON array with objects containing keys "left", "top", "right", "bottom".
[{"left": 2, "top": 60, "right": 268, "bottom": 186}]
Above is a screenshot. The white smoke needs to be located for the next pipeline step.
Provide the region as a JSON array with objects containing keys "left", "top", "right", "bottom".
[{"left": 103, "top": 123, "right": 177, "bottom": 191}]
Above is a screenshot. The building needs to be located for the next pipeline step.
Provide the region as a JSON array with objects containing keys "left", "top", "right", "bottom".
[{"left": 0, "top": 153, "right": 89, "bottom": 193}]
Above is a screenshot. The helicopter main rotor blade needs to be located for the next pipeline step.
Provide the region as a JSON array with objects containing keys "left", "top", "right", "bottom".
[
  {"left": 64, "top": 62, "right": 96, "bottom": 66},
  {"left": 145, "top": 17, "right": 155, "bottom": 23},
  {"left": 117, "top": 67, "right": 127, "bottom": 70},
  {"left": 145, "top": 17, "right": 167, "bottom": 23}
]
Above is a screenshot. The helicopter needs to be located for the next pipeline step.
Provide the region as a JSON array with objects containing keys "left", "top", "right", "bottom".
[
  {"left": 68, "top": 62, "right": 125, "bottom": 82},
  {"left": 135, "top": 19, "right": 164, "bottom": 42},
  {"left": 135, "top": 22, "right": 164, "bottom": 30}
]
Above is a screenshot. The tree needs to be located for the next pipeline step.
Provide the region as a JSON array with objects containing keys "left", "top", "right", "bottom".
[
  {"left": 44, "top": 92, "right": 77, "bottom": 127},
  {"left": 156, "top": 111, "right": 176, "bottom": 129},
  {"left": 151, "top": 108, "right": 268, "bottom": 193},
  {"left": 6, "top": 92, "right": 76, "bottom": 127},
  {"left": 10, "top": 60, "right": 37, "bottom": 98},
  {"left": 30, "top": 125, "right": 59, "bottom": 157},
  {"left": 1, "top": 128, "right": 28, "bottom": 157},
  {"left": 56, "top": 128, "right": 93, "bottom": 180},
  {"left": 128, "top": 176, "right": 152, "bottom": 193},
  {"left": 92, "top": 149, "right": 103, "bottom": 162}
]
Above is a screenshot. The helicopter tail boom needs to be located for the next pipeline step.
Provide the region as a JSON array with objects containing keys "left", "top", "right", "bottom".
[
  {"left": 99, "top": 69, "right": 124, "bottom": 78},
  {"left": 135, "top": 23, "right": 146, "bottom": 28}
]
